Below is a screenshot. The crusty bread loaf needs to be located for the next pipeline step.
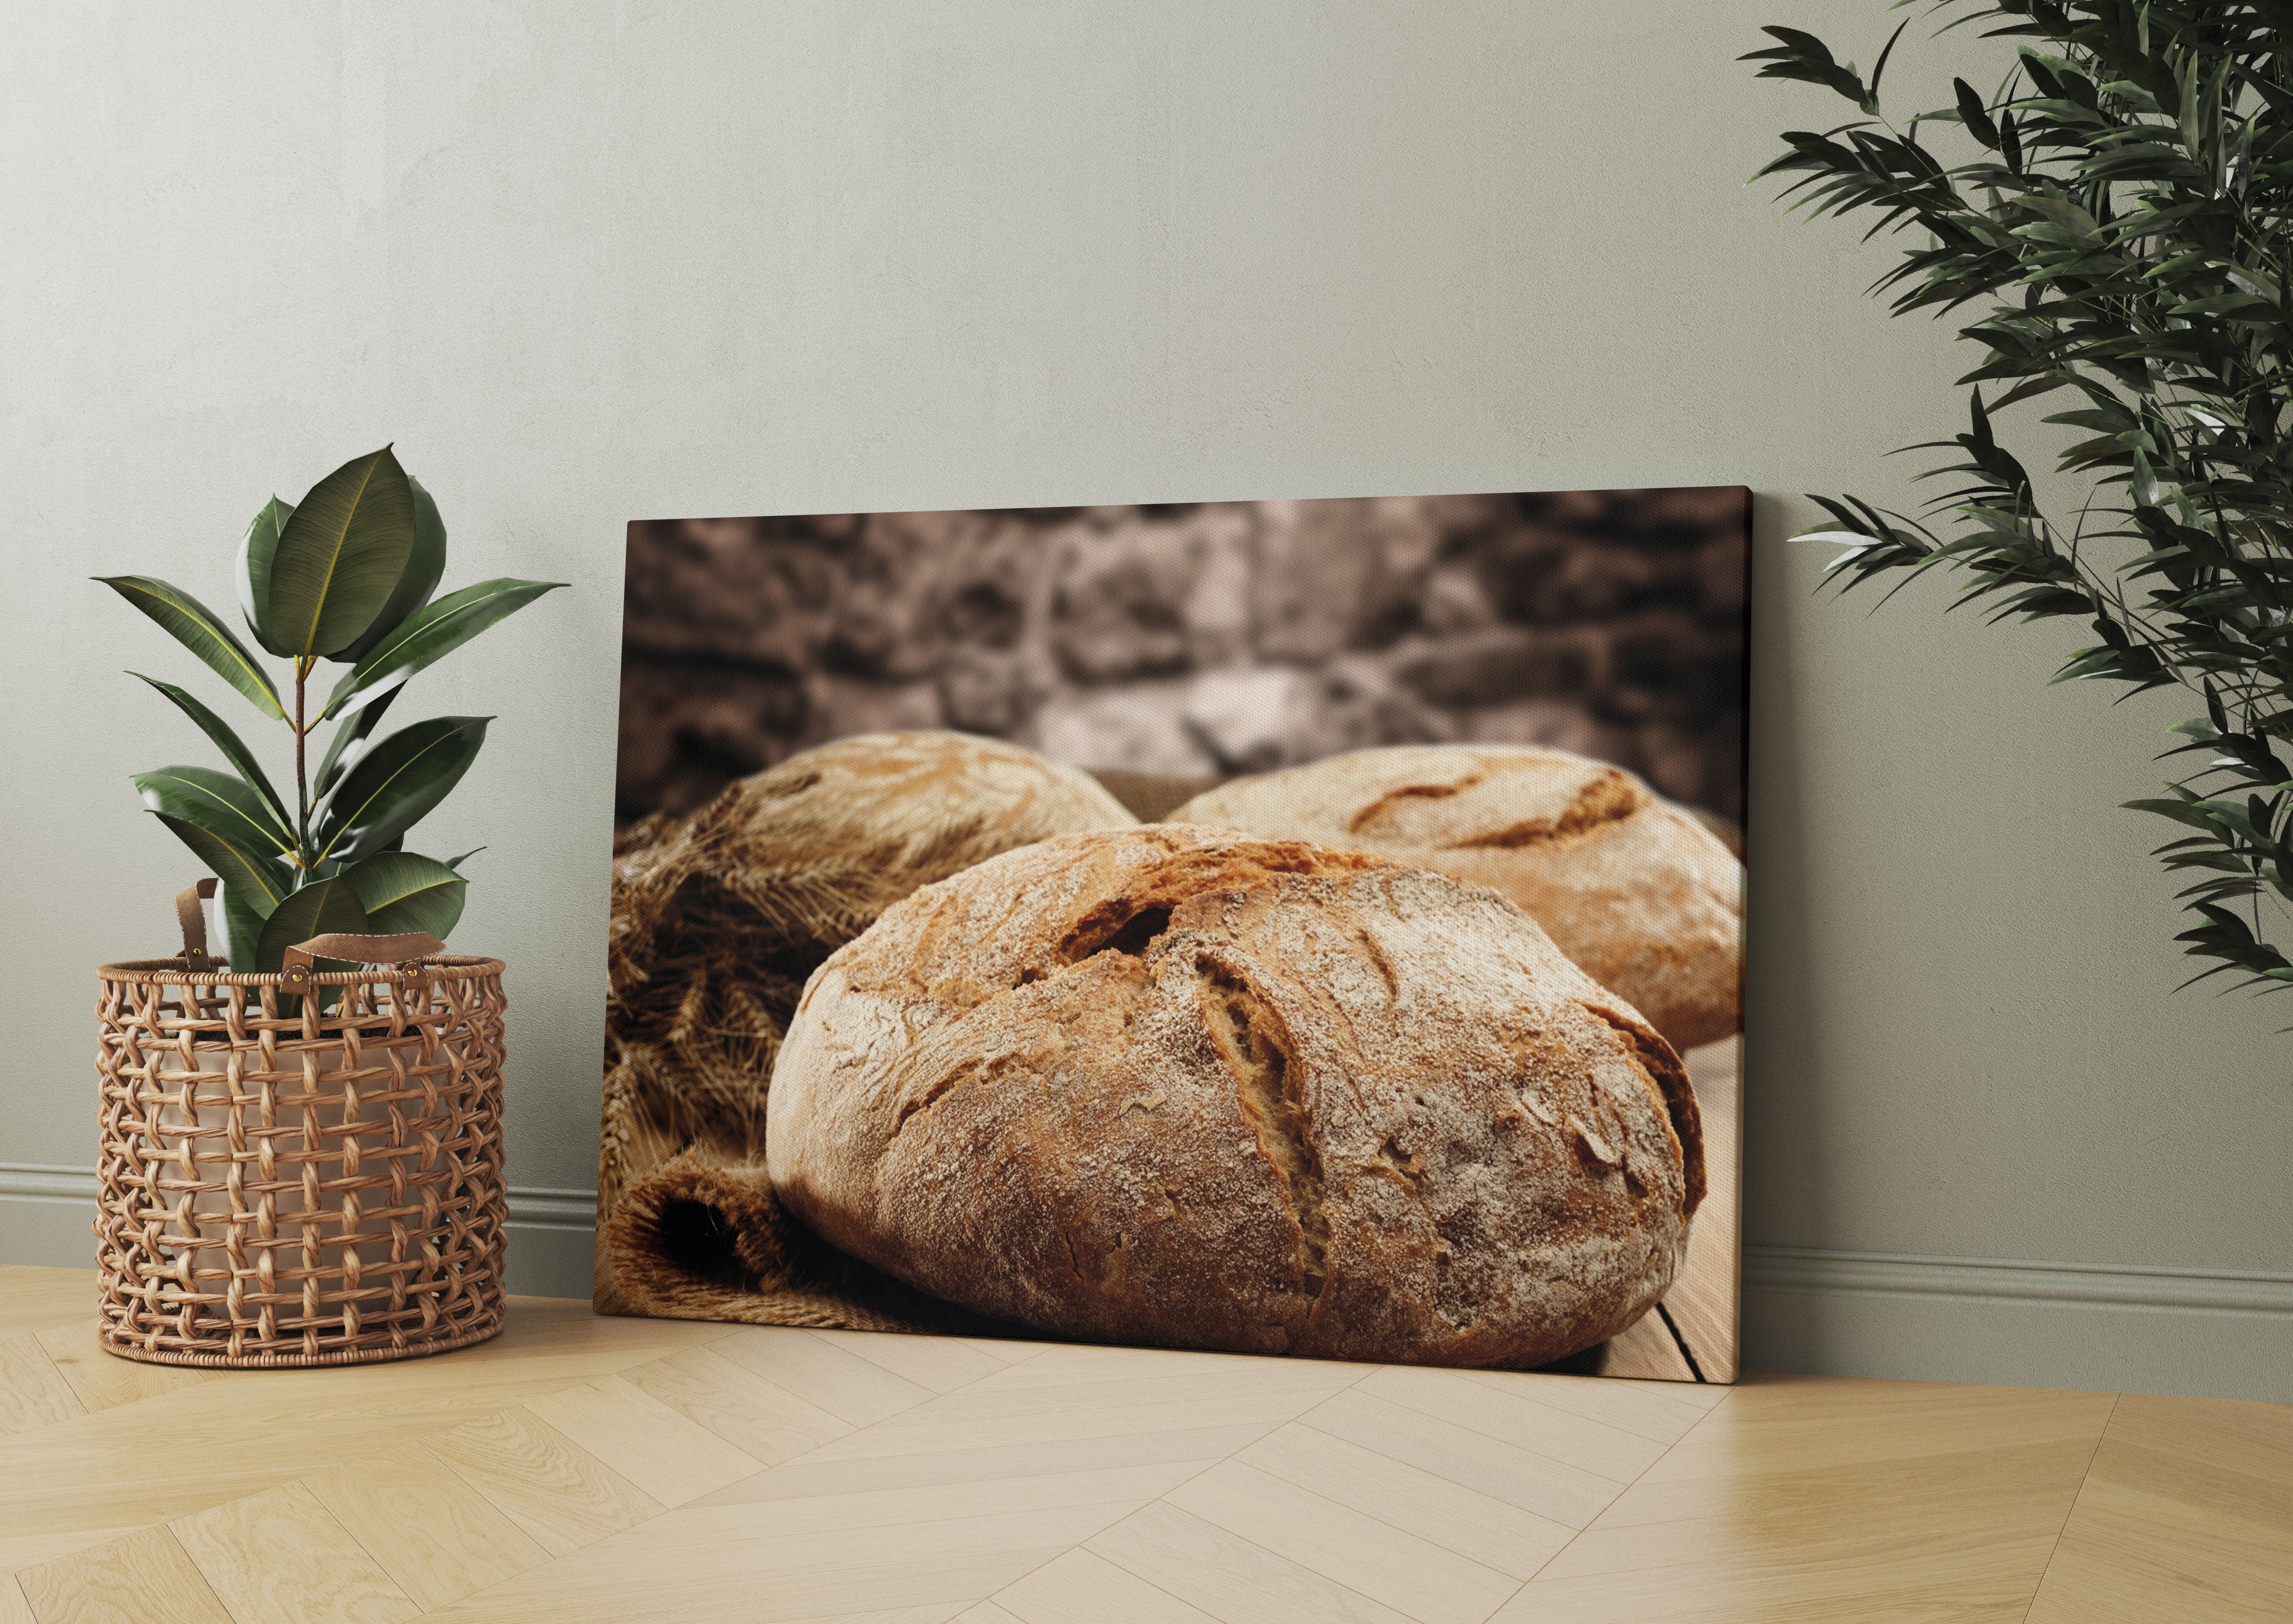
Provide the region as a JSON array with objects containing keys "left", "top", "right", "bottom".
[
  {"left": 1168, "top": 746, "right": 1741, "bottom": 1049},
  {"left": 768, "top": 826, "right": 1703, "bottom": 1369},
  {"left": 601, "top": 730, "right": 1136, "bottom": 1235}
]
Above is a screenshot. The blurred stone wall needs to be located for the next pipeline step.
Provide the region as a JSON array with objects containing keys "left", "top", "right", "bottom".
[{"left": 616, "top": 489, "right": 1748, "bottom": 824}]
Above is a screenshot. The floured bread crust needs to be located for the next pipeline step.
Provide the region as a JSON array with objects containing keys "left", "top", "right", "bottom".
[
  {"left": 1168, "top": 746, "right": 1742, "bottom": 1049},
  {"left": 768, "top": 826, "right": 1702, "bottom": 1369}
]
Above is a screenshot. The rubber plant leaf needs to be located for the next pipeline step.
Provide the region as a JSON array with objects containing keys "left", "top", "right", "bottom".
[
  {"left": 149, "top": 814, "right": 290, "bottom": 918},
  {"left": 131, "top": 674, "right": 290, "bottom": 828},
  {"left": 216, "top": 881, "right": 268, "bottom": 972},
  {"left": 254, "top": 875, "right": 370, "bottom": 979},
  {"left": 311, "top": 683, "right": 402, "bottom": 800},
  {"left": 313, "top": 716, "right": 491, "bottom": 864},
  {"left": 341, "top": 850, "right": 467, "bottom": 939},
  {"left": 319, "top": 578, "right": 566, "bottom": 722},
  {"left": 333, "top": 475, "right": 449, "bottom": 665},
  {"left": 134, "top": 765, "right": 295, "bottom": 858},
  {"left": 95, "top": 576, "right": 286, "bottom": 720},
  {"left": 235, "top": 495, "right": 295, "bottom": 655},
  {"left": 267, "top": 446, "right": 417, "bottom": 659}
]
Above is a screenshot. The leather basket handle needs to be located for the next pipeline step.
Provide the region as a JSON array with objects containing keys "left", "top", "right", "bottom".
[
  {"left": 281, "top": 931, "right": 447, "bottom": 988},
  {"left": 176, "top": 880, "right": 219, "bottom": 972}
]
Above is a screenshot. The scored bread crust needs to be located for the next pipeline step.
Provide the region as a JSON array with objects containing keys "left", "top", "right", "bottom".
[
  {"left": 1168, "top": 745, "right": 1743, "bottom": 1050},
  {"left": 767, "top": 826, "right": 1703, "bottom": 1369}
]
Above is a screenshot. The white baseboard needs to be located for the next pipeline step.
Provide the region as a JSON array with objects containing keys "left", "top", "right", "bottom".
[{"left": 8, "top": 1165, "right": 2286, "bottom": 1399}]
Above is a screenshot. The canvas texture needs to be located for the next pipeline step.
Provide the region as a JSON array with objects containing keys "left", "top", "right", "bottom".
[{"left": 599, "top": 492, "right": 1746, "bottom": 1383}]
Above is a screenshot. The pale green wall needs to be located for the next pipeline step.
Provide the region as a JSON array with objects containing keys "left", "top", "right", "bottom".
[{"left": 5, "top": 3, "right": 2286, "bottom": 1400}]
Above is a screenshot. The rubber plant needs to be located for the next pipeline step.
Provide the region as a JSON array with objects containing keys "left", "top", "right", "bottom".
[
  {"left": 100, "top": 447, "right": 564, "bottom": 970},
  {"left": 1746, "top": 2, "right": 2293, "bottom": 1005}
]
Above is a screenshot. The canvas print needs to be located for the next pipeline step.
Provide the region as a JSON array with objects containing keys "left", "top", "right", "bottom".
[{"left": 599, "top": 490, "right": 1746, "bottom": 1383}]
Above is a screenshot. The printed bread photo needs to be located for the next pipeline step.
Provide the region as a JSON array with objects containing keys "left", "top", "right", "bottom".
[
  {"left": 768, "top": 825, "right": 1704, "bottom": 1368},
  {"left": 600, "top": 730, "right": 1137, "bottom": 1319},
  {"left": 1168, "top": 745, "right": 1742, "bottom": 1050}
]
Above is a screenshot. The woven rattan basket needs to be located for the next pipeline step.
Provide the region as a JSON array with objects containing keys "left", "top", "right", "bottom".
[{"left": 93, "top": 883, "right": 510, "bottom": 1368}]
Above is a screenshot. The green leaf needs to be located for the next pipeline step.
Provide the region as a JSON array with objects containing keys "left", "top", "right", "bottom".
[
  {"left": 313, "top": 716, "right": 490, "bottom": 863},
  {"left": 311, "top": 684, "right": 402, "bottom": 801},
  {"left": 130, "top": 674, "right": 290, "bottom": 829},
  {"left": 96, "top": 577, "right": 286, "bottom": 720},
  {"left": 334, "top": 474, "right": 449, "bottom": 665},
  {"left": 318, "top": 577, "right": 566, "bottom": 722},
  {"left": 235, "top": 496, "right": 295, "bottom": 656},
  {"left": 268, "top": 446, "right": 417, "bottom": 659},
  {"left": 254, "top": 876, "right": 370, "bottom": 977},
  {"left": 444, "top": 847, "right": 483, "bottom": 871},
  {"left": 134, "top": 765, "right": 295, "bottom": 858},
  {"left": 216, "top": 882, "right": 267, "bottom": 972},
  {"left": 341, "top": 850, "right": 467, "bottom": 939},
  {"left": 149, "top": 814, "right": 290, "bottom": 917}
]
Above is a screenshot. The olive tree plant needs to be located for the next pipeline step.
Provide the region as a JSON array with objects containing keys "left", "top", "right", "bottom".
[
  {"left": 101, "top": 446, "right": 563, "bottom": 969},
  {"left": 1747, "top": 1, "right": 2293, "bottom": 1004}
]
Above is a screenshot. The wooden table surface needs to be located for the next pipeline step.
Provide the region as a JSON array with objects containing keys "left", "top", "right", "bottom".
[{"left": 1, "top": 1264, "right": 2284, "bottom": 1623}]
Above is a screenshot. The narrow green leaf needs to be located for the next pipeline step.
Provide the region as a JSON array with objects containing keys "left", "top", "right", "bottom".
[
  {"left": 269, "top": 446, "right": 417, "bottom": 658},
  {"left": 443, "top": 846, "right": 483, "bottom": 871},
  {"left": 150, "top": 813, "right": 290, "bottom": 917},
  {"left": 341, "top": 850, "right": 467, "bottom": 939},
  {"left": 254, "top": 876, "right": 371, "bottom": 977},
  {"left": 96, "top": 577, "right": 285, "bottom": 720},
  {"left": 130, "top": 674, "right": 290, "bottom": 828},
  {"left": 235, "top": 496, "right": 295, "bottom": 656},
  {"left": 319, "top": 577, "right": 566, "bottom": 722},
  {"left": 334, "top": 474, "right": 449, "bottom": 665},
  {"left": 135, "top": 765, "right": 295, "bottom": 856},
  {"left": 311, "top": 684, "right": 402, "bottom": 801},
  {"left": 313, "top": 716, "right": 491, "bottom": 863}
]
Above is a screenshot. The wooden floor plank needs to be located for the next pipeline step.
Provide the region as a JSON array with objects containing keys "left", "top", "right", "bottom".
[
  {"left": 0, "top": 1336, "right": 83, "bottom": 1437},
  {"left": 2024, "top": 1427, "right": 2293, "bottom": 1623},
  {"left": 18, "top": 1526, "right": 234, "bottom": 1624},
  {"left": 1, "top": 1576, "right": 30, "bottom": 1624},
  {"left": 1295, "top": 1389, "right": 1626, "bottom": 1529},
  {"left": 0, "top": 1297, "right": 729, "bottom": 1546},
  {"left": 1164, "top": 1459, "right": 1521, "bottom": 1624},
  {"left": 1088, "top": 1500, "right": 1415, "bottom": 1624},
  {"left": 995, "top": 1548, "right": 1221, "bottom": 1624},
  {"left": 1356, "top": 1365, "right": 1671, "bottom": 1483},
  {"left": 523, "top": 1375, "right": 767, "bottom": 1506},
  {"left": 697, "top": 1428, "right": 1253, "bottom": 1508},
  {"left": 421, "top": 1408, "right": 665, "bottom": 1557},
  {"left": 304, "top": 1442, "right": 554, "bottom": 1610},
  {"left": 954, "top": 1602, "right": 1030, "bottom": 1624},
  {"left": 807, "top": 1330, "right": 1014, "bottom": 1395},
  {"left": 34, "top": 1328, "right": 213, "bottom": 1416},
  {"left": 170, "top": 1482, "right": 418, "bottom": 1624},
  {"left": 618, "top": 1345, "right": 855, "bottom": 1467},
  {"left": 1236, "top": 1422, "right": 1572, "bottom": 1581},
  {"left": 711, "top": 1329, "right": 938, "bottom": 1428},
  {"left": 424, "top": 1493, "right": 1138, "bottom": 1623},
  {"left": 1446, "top": 1367, "right": 1712, "bottom": 1446},
  {"left": 0, "top": 1271, "right": 96, "bottom": 1341}
]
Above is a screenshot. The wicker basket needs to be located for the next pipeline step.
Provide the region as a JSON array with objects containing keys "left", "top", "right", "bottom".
[{"left": 92, "top": 883, "right": 510, "bottom": 1367}]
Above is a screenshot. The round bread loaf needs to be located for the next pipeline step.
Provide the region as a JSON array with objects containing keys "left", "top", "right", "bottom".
[
  {"left": 1167, "top": 746, "right": 1741, "bottom": 1050},
  {"left": 767, "top": 826, "right": 1703, "bottom": 1368},
  {"left": 602, "top": 730, "right": 1136, "bottom": 1216}
]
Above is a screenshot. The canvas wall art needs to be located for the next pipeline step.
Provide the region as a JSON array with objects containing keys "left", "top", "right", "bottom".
[{"left": 599, "top": 490, "right": 1747, "bottom": 1383}]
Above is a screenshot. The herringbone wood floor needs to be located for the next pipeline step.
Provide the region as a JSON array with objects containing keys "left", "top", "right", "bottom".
[{"left": 1, "top": 1265, "right": 2284, "bottom": 1623}]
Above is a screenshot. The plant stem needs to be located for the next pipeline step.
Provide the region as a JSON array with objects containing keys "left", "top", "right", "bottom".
[{"left": 295, "top": 658, "right": 309, "bottom": 862}]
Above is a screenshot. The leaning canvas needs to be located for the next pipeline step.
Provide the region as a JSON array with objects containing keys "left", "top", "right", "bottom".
[{"left": 599, "top": 491, "right": 1746, "bottom": 1384}]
